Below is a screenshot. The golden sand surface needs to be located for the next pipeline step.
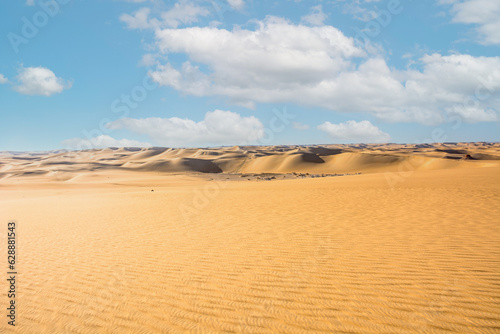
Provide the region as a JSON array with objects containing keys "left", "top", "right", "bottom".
[{"left": 0, "top": 143, "right": 499, "bottom": 333}]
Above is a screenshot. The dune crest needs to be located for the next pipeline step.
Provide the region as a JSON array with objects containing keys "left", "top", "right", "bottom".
[{"left": 1, "top": 143, "right": 499, "bottom": 181}]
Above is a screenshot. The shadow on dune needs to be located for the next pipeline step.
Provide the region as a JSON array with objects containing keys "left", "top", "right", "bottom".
[
  {"left": 39, "top": 161, "right": 78, "bottom": 166},
  {"left": 307, "top": 147, "right": 343, "bottom": 156},
  {"left": 471, "top": 153, "right": 500, "bottom": 160},
  {"left": 131, "top": 158, "right": 222, "bottom": 173},
  {"left": 300, "top": 153, "right": 325, "bottom": 163},
  {"left": 182, "top": 158, "right": 223, "bottom": 173},
  {"left": 435, "top": 149, "right": 469, "bottom": 155}
]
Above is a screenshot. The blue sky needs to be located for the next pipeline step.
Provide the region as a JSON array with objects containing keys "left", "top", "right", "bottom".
[{"left": 0, "top": 0, "right": 499, "bottom": 151}]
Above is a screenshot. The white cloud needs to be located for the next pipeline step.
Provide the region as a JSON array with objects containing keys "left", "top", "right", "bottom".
[
  {"left": 293, "top": 122, "right": 310, "bottom": 130},
  {"left": 61, "top": 135, "right": 152, "bottom": 150},
  {"left": 301, "top": 5, "right": 327, "bottom": 26},
  {"left": 318, "top": 54, "right": 500, "bottom": 124},
  {"left": 333, "top": 0, "right": 383, "bottom": 22},
  {"left": 26, "top": 0, "right": 35, "bottom": 6},
  {"left": 318, "top": 120, "right": 391, "bottom": 143},
  {"left": 441, "top": 0, "right": 500, "bottom": 45},
  {"left": 227, "top": 0, "right": 244, "bottom": 10},
  {"left": 150, "top": 16, "right": 365, "bottom": 107},
  {"left": 120, "top": 7, "right": 155, "bottom": 30},
  {"left": 139, "top": 53, "right": 160, "bottom": 67},
  {"left": 147, "top": 14, "right": 500, "bottom": 124},
  {"left": 14, "top": 66, "right": 71, "bottom": 96},
  {"left": 106, "top": 110, "right": 264, "bottom": 146},
  {"left": 161, "top": 0, "right": 210, "bottom": 28},
  {"left": 0, "top": 74, "right": 8, "bottom": 84},
  {"left": 149, "top": 62, "right": 210, "bottom": 97},
  {"left": 120, "top": 1, "right": 210, "bottom": 30}
]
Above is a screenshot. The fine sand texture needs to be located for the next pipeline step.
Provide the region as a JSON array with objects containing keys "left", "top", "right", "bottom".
[{"left": 0, "top": 142, "right": 499, "bottom": 333}]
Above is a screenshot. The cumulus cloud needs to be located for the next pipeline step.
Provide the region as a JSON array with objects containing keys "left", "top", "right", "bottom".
[
  {"left": 150, "top": 17, "right": 365, "bottom": 107},
  {"left": 146, "top": 15, "right": 500, "bottom": 124},
  {"left": 322, "top": 54, "right": 500, "bottom": 124},
  {"left": 318, "top": 120, "right": 391, "bottom": 143},
  {"left": 227, "top": 0, "right": 244, "bottom": 10},
  {"left": 301, "top": 5, "right": 327, "bottom": 26},
  {"left": 139, "top": 53, "right": 160, "bottom": 67},
  {"left": 0, "top": 74, "right": 8, "bottom": 84},
  {"left": 120, "top": 1, "right": 210, "bottom": 29},
  {"left": 441, "top": 0, "right": 500, "bottom": 45},
  {"left": 14, "top": 66, "right": 71, "bottom": 96},
  {"left": 61, "top": 135, "right": 151, "bottom": 150},
  {"left": 161, "top": 1, "right": 210, "bottom": 28},
  {"left": 121, "top": 7, "right": 154, "bottom": 29},
  {"left": 106, "top": 110, "right": 264, "bottom": 146}
]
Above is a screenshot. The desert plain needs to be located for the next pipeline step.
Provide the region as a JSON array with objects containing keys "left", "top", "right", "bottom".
[{"left": 0, "top": 142, "right": 499, "bottom": 333}]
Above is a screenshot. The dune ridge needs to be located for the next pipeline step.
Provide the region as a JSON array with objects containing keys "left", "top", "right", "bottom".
[{"left": 1, "top": 142, "right": 499, "bottom": 182}]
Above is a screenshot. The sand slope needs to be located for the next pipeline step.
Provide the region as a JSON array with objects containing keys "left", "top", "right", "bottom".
[{"left": 0, "top": 143, "right": 499, "bottom": 333}]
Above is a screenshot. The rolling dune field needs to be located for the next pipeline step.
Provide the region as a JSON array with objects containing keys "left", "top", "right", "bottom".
[{"left": 0, "top": 143, "right": 499, "bottom": 333}]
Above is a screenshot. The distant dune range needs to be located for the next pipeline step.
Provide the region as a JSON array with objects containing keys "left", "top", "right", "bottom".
[
  {"left": 0, "top": 143, "right": 499, "bottom": 333},
  {"left": 1, "top": 142, "right": 500, "bottom": 181}
]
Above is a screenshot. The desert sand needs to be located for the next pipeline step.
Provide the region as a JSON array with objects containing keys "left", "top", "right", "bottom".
[{"left": 1, "top": 142, "right": 499, "bottom": 333}]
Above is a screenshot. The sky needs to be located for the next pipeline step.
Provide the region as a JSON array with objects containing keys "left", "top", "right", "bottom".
[{"left": 0, "top": 0, "right": 499, "bottom": 151}]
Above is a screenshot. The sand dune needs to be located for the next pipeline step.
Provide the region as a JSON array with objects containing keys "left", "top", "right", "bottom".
[
  {"left": 0, "top": 143, "right": 499, "bottom": 333},
  {"left": 1, "top": 142, "right": 499, "bottom": 179}
]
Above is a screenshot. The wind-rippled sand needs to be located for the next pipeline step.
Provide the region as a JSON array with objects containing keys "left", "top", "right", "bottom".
[{"left": 1, "top": 143, "right": 499, "bottom": 333}]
